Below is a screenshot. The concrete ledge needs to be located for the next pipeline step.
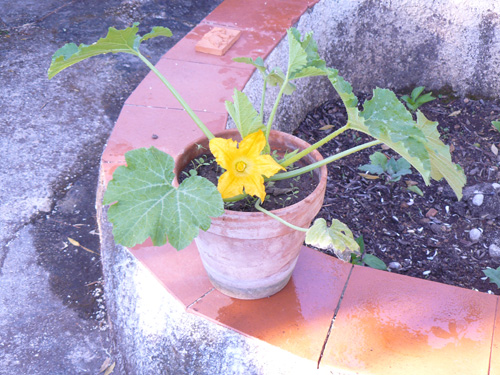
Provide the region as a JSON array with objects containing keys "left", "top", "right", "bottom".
[{"left": 98, "top": 0, "right": 500, "bottom": 374}]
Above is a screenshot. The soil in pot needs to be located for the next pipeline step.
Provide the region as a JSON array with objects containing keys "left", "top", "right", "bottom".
[
  {"left": 178, "top": 150, "right": 318, "bottom": 212},
  {"left": 294, "top": 92, "right": 500, "bottom": 294}
]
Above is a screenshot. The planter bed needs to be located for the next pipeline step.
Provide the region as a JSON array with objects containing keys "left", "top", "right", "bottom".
[{"left": 97, "top": 0, "right": 500, "bottom": 374}]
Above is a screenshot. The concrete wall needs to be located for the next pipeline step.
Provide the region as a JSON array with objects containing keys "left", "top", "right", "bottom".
[{"left": 243, "top": 0, "right": 500, "bottom": 133}]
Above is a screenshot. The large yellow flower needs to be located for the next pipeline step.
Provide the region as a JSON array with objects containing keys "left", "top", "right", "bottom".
[{"left": 209, "top": 130, "right": 285, "bottom": 201}]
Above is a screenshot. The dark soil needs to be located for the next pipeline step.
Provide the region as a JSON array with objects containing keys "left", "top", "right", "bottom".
[{"left": 294, "top": 93, "right": 500, "bottom": 294}]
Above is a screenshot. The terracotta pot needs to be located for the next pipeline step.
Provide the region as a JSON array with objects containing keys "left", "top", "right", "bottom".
[{"left": 175, "top": 129, "right": 327, "bottom": 299}]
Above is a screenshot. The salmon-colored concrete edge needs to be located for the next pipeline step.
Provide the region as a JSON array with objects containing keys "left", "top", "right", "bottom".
[{"left": 98, "top": 0, "right": 500, "bottom": 373}]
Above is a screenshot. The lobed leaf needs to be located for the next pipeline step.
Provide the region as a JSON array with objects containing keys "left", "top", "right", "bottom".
[
  {"left": 483, "top": 267, "right": 500, "bottom": 288},
  {"left": 48, "top": 23, "right": 172, "bottom": 79},
  {"left": 287, "top": 28, "right": 327, "bottom": 80},
  {"left": 103, "top": 147, "right": 224, "bottom": 250},
  {"left": 305, "top": 218, "right": 360, "bottom": 262},
  {"left": 353, "top": 88, "right": 432, "bottom": 184},
  {"left": 225, "top": 89, "right": 266, "bottom": 139},
  {"left": 415, "top": 111, "right": 466, "bottom": 199}
]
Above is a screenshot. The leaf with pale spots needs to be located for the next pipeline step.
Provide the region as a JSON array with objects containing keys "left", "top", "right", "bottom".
[
  {"left": 305, "top": 218, "right": 360, "bottom": 262},
  {"left": 103, "top": 147, "right": 224, "bottom": 250}
]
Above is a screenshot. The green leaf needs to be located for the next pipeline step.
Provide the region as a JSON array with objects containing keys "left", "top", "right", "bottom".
[
  {"left": 407, "top": 185, "right": 424, "bottom": 196},
  {"left": 225, "top": 89, "right": 266, "bottom": 139},
  {"left": 358, "top": 151, "right": 387, "bottom": 175},
  {"left": 103, "top": 147, "right": 224, "bottom": 250},
  {"left": 140, "top": 26, "right": 172, "bottom": 42},
  {"left": 305, "top": 218, "right": 360, "bottom": 262},
  {"left": 362, "top": 254, "right": 387, "bottom": 270},
  {"left": 492, "top": 121, "right": 500, "bottom": 133},
  {"left": 48, "top": 23, "right": 172, "bottom": 79},
  {"left": 483, "top": 267, "right": 500, "bottom": 288},
  {"left": 233, "top": 58, "right": 296, "bottom": 95},
  {"left": 411, "top": 86, "right": 425, "bottom": 101},
  {"left": 287, "top": 28, "right": 327, "bottom": 80},
  {"left": 351, "top": 88, "right": 432, "bottom": 184},
  {"left": 326, "top": 69, "right": 358, "bottom": 109},
  {"left": 415, "top": 111, "right": 466, "bottom": 199}
]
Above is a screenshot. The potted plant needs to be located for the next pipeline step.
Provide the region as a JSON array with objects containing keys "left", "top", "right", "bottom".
[{"left": 48, "top": 23, "right": 466, "bottom": 299}]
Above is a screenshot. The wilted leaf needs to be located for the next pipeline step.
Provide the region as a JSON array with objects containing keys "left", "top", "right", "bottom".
[
  {"left": 67, "top": 237, "right": 99, "bottom": 255},
  {"left": 448, "top": 110, "right": 462, "bottom": 117},
  {"left": 103, "top": 361, "right": 116, "bottom": 375},
  {"left": 305, "top": 218, "right": 360, "bottom": 261},
  {"left": 358, "top": 173, "right": 380, "bottom": 180},
  {"left": 491, "top": 144, "right": 498, "bottom": 155},
  {"left": 103, "top": 147, "right": 224, "bottom": 250},
  {"left": 99, "top": 358, "right": 112, "bottom": 373},
  {"left": 319, "top": 125, "right": 334, "bottom": 131}
]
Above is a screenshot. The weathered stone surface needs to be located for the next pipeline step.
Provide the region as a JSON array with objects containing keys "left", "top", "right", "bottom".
[
  {"left": 240, "top": 0, "right": 500, "bottom": 133},
  {"left": 98, "top": 204, "right": 332, "bottom": 375}
]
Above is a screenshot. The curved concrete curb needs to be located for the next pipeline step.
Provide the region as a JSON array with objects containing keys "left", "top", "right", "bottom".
[{"left": 98, "top": 0, "right": 500, "bottom": 374}]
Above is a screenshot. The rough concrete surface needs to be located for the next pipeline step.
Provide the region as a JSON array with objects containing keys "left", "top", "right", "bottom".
[
  {"left": 0, "top": 1, "right": 221, "bottom": 374},
  {"left": 98, "top": 210, "right": 336, "bottom": 375},
  {"left": 244, "top": 0, "right": 500, "bottom": 133}
]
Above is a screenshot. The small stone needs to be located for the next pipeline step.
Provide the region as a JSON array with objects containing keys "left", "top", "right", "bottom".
[
  {"left": 472, "top": 193, "right": 484, "bottom": 206},
  {"left": 464, "top": 98, "right": 470, "bottom": 103},
  {"left": 469, "top": 228, "right": 482, "bottom": 242},
  {"left": 426, "top": 208, "right": 438, "bottom": 218},
  {"left": 388, "top": 262, "right": 402, "bottom": 271},
  {"left": 489, "top": 244, "right": 500, "bottom": 260},
  {"left": 152, "top": 134, "right": 158, "bottom": 140},
  {"left": 492, "top": 183, "right": 500, "bottom": 190}
]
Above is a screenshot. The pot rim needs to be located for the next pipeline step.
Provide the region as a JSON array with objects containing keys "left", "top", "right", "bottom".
[{"left": 175, "top": 128, "right": 328, "bottom": 217}]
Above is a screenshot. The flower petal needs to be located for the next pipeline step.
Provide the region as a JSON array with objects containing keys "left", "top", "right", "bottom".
[
  {"left": 242, "top": 173, "right": 267, "bottom": 201},
  {"left": 209, "top": 137, "right": 238, "bottom": 170},
  {"left": 217, "top": 171, "right": 244, "bottom": 199},
  {"left": 238, "top": 130, "right": 266, "bottom": 157},
  {"left": 254, "top": 154, "right": 286, "bottom": 177}
]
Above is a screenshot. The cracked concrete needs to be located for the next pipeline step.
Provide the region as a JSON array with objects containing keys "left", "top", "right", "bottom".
[{"left": 0, "top": 0, "right": 222, "bottom": 373}]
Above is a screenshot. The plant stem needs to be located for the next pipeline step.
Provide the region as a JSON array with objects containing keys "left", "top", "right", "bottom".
[
  {"left": 137, "top": 53, "right": 215, "bottom": 140},
  {"left": 259, "top": 76, "right": 268, "bottom": 123},
  {"left": 254, "top": 200, "right": 308, "bottom": 232},
  {"left": 269, "top": 139, "right": 382, "bottom": 181},
  {"left": 280, "top": 125, "right": 349, "bottom": 167},
  {"left": 265, "top": 73, "right": 289, "bottom": 140}
]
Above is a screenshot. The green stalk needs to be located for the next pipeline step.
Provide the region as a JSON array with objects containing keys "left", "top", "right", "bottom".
[
  {"left": 138, "top": 53, "right": 215, "bottom": 140},
  {"left": 269, "top": 140, "right": 382, "bottom": 181},
  {"left": 265, "top": 72, "right": 289, "bottom": 140},
  {"left": 254, "top": 200, "right": 308, "bottom": 232},
  {"left": 259, "top": 76, "right": 268, "bottom": 123},
  {"left": 280, "top": 125, "right": 349, "bottom": 168}
]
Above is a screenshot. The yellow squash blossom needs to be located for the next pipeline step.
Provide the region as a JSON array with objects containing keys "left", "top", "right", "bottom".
[{"left": 209, "top": 130, "right": 285, "bottom": 201}]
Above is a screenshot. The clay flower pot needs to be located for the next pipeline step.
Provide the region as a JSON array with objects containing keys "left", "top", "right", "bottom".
[{"left": 175, "top": 129, "right": 327, "bottom": 299}]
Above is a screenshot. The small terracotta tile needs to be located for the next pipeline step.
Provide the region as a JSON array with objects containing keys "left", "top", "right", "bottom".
[
  {"left": 125, "top": 59, "right": 251, "bottom": 112},
  {"left": 166, "top": 23, "right": 283, "bottom": 68},
  {"left": 204, "top": 0, "right": 312, "bottom": 34},
  {"left": 195, "top": 27, "right": 241, "bottom": 56},
  {"left": 130, "top": 240, "right": 213, "bottom": 307},
  {"left": 101, "top": 104, "right": 227, "bottom": 163},
  {"left": 488, "top": 298, "right": 500, "bottom": 374},
  {"left": 189, "top": 246, "right": 352, "bottom": 362},
  {"left": 321, "top": 266, "right": 497, "bottom": 375}
]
